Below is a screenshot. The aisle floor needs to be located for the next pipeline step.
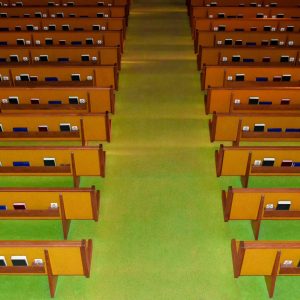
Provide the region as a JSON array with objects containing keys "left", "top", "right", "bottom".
[{"left": 1, "top": 1, "right": 300, "bottom": 299}]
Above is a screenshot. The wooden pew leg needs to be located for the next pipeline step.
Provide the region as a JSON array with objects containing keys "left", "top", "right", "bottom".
[
  {"left": 240, "top": 152, "right": 252, "bottom": 188},
  {"left": 264, "top": 251, "right": 281, "bottom": 298},
  {"left": 73, "top": 176, "right": 81, "bottom": 188},
  {"left": 232, "top": 119, "right": 242, "bottom": 147},
  {"left": 71, "top": 152, "right": 80, "bottom": 187},
  {"left": 251, "top": 196, "right": 265, "bottom": 240},
  {"left": 59, "top": 194, "right": 71, "bottom": 240},
  {"left": 45, "top": 250, "right": 58, "bottom": 298}
]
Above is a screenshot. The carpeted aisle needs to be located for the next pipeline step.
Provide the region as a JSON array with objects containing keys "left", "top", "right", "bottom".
[{"left": 0, "top": 1, "right": 300, "bottom": 299}]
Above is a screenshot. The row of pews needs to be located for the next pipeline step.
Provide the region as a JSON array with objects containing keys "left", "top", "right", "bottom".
[
  {"left": 0, "top": 0, "right": 131, "bottom": 297},
  {"left": 188, "top": 0, "right": 300, "bottom": 298}
]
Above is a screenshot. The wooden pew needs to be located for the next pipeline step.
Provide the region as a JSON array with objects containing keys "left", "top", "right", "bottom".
[
  {"left": 0, "top": 65, "right": 118, "bottom": 89},
  {"left": 192, "top": 18, "right": 300, "bottom": 38},
  {"left": 222, "top": 187, "right": 300, "bottom": 239},
  {"left": 201, "top": 65, "right": 300, "bottom": 90},
  {"left": 0, "top": 186, "right": 100, "bottom": 239},
  {"left": 0, "top": 144, "right": 106, "bottom": 186},
  {"left": 0, "top": 18, "right": 127, "bottom": 38},
  {"left": 209, "top": 112, "right": 300, "bottom": 144},
  {"left": 0, "top": 46, "right": 121, "bottom": 70},
  {"left": 0, "top": 6, "right": 126, "bottom": 18},
  {"left": 190, "top": 0, "right": 299, "bottom": 7},
  {"left": 231, "top": 239, "right": 300, "bottom": 298},
  {"left": 0, "top": 239, "right": 92, "bottom": 297},
  {"left": 197, "top": 46, "right": 299, "bottom": 69},
  {"left": 0, "top": 112, "right": 111, "bottom": 144},
  {"left": 205, "top": 87, "right": 300, "bottom": 114},
  {"left": 194, "top": 31, "right": 300, "bottom": 52},
  {"left": 0, "top": 31, "right": 124, "bottom": 52},
  {"left": 0, "top": 87, "right": 115, "bottom": 113},
  {"left": 190, "top": 7, "right": 300, "bottom": 21},
  {"left": 215, "top": 144, "right": 300, "bottom": 187},
  {"left": 2, "top": 0, "right": 130, "bottom": 6}
]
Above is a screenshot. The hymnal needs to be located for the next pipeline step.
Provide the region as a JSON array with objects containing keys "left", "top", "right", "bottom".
[
  {"left": 48, "top": 100, "right": 61, "bottom": 104},
  {"left": 59, "top": 40, "right": 66, "bottom": 45},
  {"left": 262, "top": 158, "right": 275, "bottom": 167},
  {"left": 11, "top": 256, "right": 28, "bottom": 266},
  {"left": 293, "top": 162, "right": 300, "bottom": 167},
  {"left": 264, "top": 26, "right": 271, "bottom": 31},
  {"left": 248, "top": 97, "right": 259, "bottom": 105},
  {"left": 44, "top": 158, "right": 56, "bottom": 167},
  {"left": 270, "top": 39, "right": 279, "bottom": 46},
  {"left": 69, "top": 96, "right": 79, "bottom": 104},
  {"left": 13, "top": 203, "right": 26, "bottom": 210},
  {"left": 31, "top": 99, "right": 40, "bottom": 104},
  {"left": 10, "top": 55, "right": 19, "bottom": 62},
  {"left": 273, "top": 76, "right": 282, "bottom": 82},
  {"left": 34, "top": 12, "right": 42, "bottom": 18},
  {"left": 97, "top": 13, "right": 104, "bottom": 18},
  {"left": 45, "top": 38, "right": 53, "bottom": 45},
  {"left": 8, "top": 97, "right": 19, "bottom": 104},
  {"left": 39, "top": 55, "right": 48, "bottom": 62},
  {"left": 86, "top": 38, "right": 94, "bottom": 45},
  {"left": 267, "top": 128, "right": 281, "bottom": 132},
  {"left": 243, "top": 58, "right": 254, "bottom": 63},
  {"left": 26, "top": 25, "right": 34, "bottom": 31},
  {"left": 276, "top": 200, "right": 291, "bottom": 210},
  {"left": 60, "top": 123, "right": 71, "bottom": 131},
  {"left": 93, "top": 25, "right": 101, "bottom": 31},
  {"left": 0, "top": 256, "right": 7, "bottom": 267},
  {"left": 259, "top": 101, "right": 272, "bottom": 105},
  {"left": 254, "top": 124, "right": 265, "bottom": 132},
  {"left": 281, "top": 160, "right": 293, "bottom": 167},
  {"left": 250, "top": 27, "right": 257, "bottom": 31},
  {"left": 38, "top": 125, "right": 48, "bottom": 132},
  {"left": 58, "top": 57, "right": 69, "bottom": 62},
  {"left": 224, "top": 39, "right": 232, "bottom": 45},
  {"left": 56, "top": 12, "right": 64, "bottom": 18},
  {"left": 246, "top": 42, "right": 256, "bottom": 46},
  {"left": 286, "top": 26, "right": 294, "bottom": 32},
  {"left": 235, "top": 74, "right": 245, "bottom": 81},
  {"left": 261, "top": 40, "right": 269, "bottom": 46},
  {"left": 0, "top": 205, "right": 7, "bottom": 210},
  {"left": 13, "top": 127, "right": 28, "bottom": 132},
  {"left": 81, "top": 55, "right": 90, "bottom": 62},
  {"left": 71, "top": 41, "right": 82, "bottom": 45},
  {"left": 256, "top": 77, "right": 268, "bottom": 82},
  {"left": 218, "top": 25, "right": 226, "bottom": 31},
  {"left": 17, "top": 39, "right": 25, "bottom": 46},
  {"left": 280, "top": 56, "right": 289, "bottom": 63},
  {"left": 281, "top": 99, "right": 290, "bottom": 105},
  {"left": 232, "top": 55, "right": 240, "bottom": 62},
  {"left": 30, "top": 76, "right": 38, "bottom": 82},
  {"left": 276, "top": 13, "right": 284, "bottom": 18},
  {"left": 71, "top": 74, "right": 80, "bottom": 81},
  {"left": 45, "top": 77, "right": 58, "bottom": 82},
  {"left": 235, "top": 40, "right": 243, "bottom": 46},
  {"left": 217, "top": 13, "right": 225, "bottom": 19},
  {"left": 286, "top": 128, "right": 300, "bottom": 132},
  {"left": 282, "top": 74, "right": 291, "bottom": 82},
  {"left": 48, "top": 24, "right": 56, "bottom": 31}
]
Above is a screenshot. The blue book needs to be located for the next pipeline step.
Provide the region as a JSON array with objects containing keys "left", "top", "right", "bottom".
[
  {"left": 243, "top": 58, "right": 254, "bottom": 62},
  {"left": 0, "top": 205, "right": 7, "bottom": 210},
  {"left": 293, "top": 162, "right": 300, "bottom": 167},
  {"left": 259, "top": 101, "right": 272, "bottom": 105},
  {"left": 256, "top": 77, "right": 268, "bottom": 82},
  {"left": 286, "top": 128, "right": 300, "bottom": 132},
  {"left": 246, "top": 42, "right": 256, "bottom": 46},
  {"left": 0, "top": 58, "right": 6, "bottom": 62},
  {"left": 267, "top": 128, "right": 282, "bottom": 132},
  {"left": 13, "top": 161, "right": 30, "bottom": 167},
  {"left": 71, "top": 41, "right": 82, "bottom": 45},
  {"left": 0, "top": 41, "right": 7, "bottom": 45},
  {"left": 13, "top": 127, "right": 28, "bottom": 132},
  {"left": 58, "top": 57, "right": 69, "bottom": 62},
  {"left": 48, "top": 100, "right": 62, "bottom": 104},
  {"left": 45, "top": 77, "right": 58, "bottom": 82}
]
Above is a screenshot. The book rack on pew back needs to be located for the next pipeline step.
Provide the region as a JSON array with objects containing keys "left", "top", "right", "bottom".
[
  {"left": 209, "top": 112, "right": 300, "bottom": 145},
  {"left": 0, "top": 144, "right": 106, "bottom": 187},
  {"left": 0, "top": 239, "right": 92, "bottom": 297},
  {"left": 205, "top": 86, "right": 300, "bottom": 114},
  {"left": 0, "top": 112, "right": 111, "bottom": 144},
  {"left": 201, "top": 65, "right": 300, "bottom": 90},
  {"left": 0, "top": 186, "right": 100, "bottom": 239},
  {"left": 222, "top": 187, "right": 300, "bottom": 239},
  {"left": 0, "top": 87, "right": 115, "bottom": 113},
  {"left": 215, "top": 145, "right": 300, "bottom": 187},
  {"left": 231, "top": 239, "right": 300, "bottom": 298}
]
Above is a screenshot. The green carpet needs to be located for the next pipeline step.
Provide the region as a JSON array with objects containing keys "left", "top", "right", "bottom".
[{"left": 0, "top": 1, "right": 300, "bottom": 299}]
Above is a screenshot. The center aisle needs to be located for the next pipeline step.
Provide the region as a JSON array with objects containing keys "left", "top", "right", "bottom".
[{"left": 90, "top": 0, "right": 243, "bottom": 299}]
